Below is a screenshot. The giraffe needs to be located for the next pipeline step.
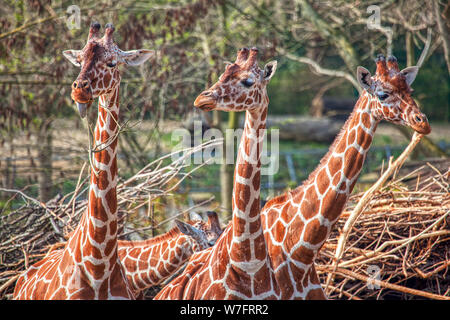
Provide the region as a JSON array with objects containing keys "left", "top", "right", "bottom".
[
  {"left": 118, "top": 211, "right": 223, "bottom": 297},
  {"left": 258, "top": 54, "right": 431, "bottom": 299},
  {"left": 154, "top": 47, "right": 279, "bottom": 299},
  {"left": 13, "top": 22, "right": 154, "bottom": 300},
  {"left": 30, "top": 212, "right": 223, "bottom": 299}
]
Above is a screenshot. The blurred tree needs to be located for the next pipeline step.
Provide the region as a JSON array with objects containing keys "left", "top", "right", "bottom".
[
  {"left": 0, "top": 0, "right": 220, "bottom": 201},
  {"left": 0, "top": 0, "right": 69, "bottom": 201}
]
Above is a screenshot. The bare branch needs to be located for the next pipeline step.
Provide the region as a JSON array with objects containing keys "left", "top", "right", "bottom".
[
  {"left": 277, "top": 48, "right": 360, "bottom": 92},
  {"left": 433, "top": 0, "right": 450, "bottom": 74},
  {"left": 416, "top": 28, "right": 433, "bottom": 68},
  {"left": 0, "top": 15, "right": 61, "bottom": 40}
]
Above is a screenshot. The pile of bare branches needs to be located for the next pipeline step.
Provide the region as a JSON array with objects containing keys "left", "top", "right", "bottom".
[
  {"left": 0, "top": 139, "right": 221, "bottom": 299},
  {"left": 317, "top": 162, "right": 450, "bottom": 300},
  {"left": 1, "top": 137, "right": 449, "bottom": 300}
]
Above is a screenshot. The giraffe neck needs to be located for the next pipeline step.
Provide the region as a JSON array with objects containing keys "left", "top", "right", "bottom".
[
  {"left": 229, "top": 103, "right": 268, "bottom": 271},
  {"left": 117, "top": 228, "right": 197, "bottom": 291},
  {"left": 76, "top": 84, "right": 123, "bottom": 283},
  {"left": 285, "top": 90, "right": 379, "bottom": 263}
]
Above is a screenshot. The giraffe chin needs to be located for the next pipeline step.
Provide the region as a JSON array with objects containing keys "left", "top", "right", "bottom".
[
  {"left": 411, "top": 124, "right": 431, "bottom": 135},
  {"left": 407, "top": 117, "right": 431, "bottom": 135},
  {"left": 196, "top": 104, "right": 215, "bottom": 111}
]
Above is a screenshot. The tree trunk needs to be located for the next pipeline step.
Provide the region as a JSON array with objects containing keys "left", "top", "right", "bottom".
[
  {"left": 218, "top": 1, "right": 235, "bottom": 214},
  {"left": 298, "top": 0, "right": 359, "bottom": 72},
  {"left": 434, "top": 0, "right": 450, "bottom": 75},
  {"left": 406, "top": 31, "right": 415, "bottom": 67},
  {"left": 266, "top": 115, "right": 342, "bottom": 143},
  {"left": 220, "top": 110, "right": 238, "bottom": 214},
  {"left": 37, "top": 120, "right": 53, "bottom": 202},
  {"left": 310, "top": 78, "right": 344, "bottom": 118}
]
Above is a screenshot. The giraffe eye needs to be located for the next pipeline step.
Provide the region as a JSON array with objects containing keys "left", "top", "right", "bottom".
[
  {"left": 106, "top": 61, "right": 117, "bottom": 68},
  {"left": 377, "top": 92, "right": 389, "bottom": 101},
  {"left": 241, "top": 78, "right": 255, "bottom": 87}
]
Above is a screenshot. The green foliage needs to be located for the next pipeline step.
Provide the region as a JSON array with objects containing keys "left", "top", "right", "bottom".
[
  {"left": 413, "top": 55, "right": 450, "bottom": 122},
  {"left": 267, "top": 62, "right": 316, "bottom": 115}
]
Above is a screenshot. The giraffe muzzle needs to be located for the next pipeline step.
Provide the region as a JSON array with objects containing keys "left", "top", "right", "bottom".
[
  {"left": 409, "top": 112, "right": 431, "bottom": 135},
  {"left": 71, "top": 79, "right": 93, "bottom": 118},
  {"left": 194, "top": 91, "right": 217, "bottom": 111}
]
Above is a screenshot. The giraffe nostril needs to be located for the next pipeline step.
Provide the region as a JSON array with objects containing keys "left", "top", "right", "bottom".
[
  {"left": 73, "top": 82, "right": 77, "bottom": 89},
  {"left": 202, "top": 91, "right": 212, "bottom": 97},
  {"left": 415, "top": 116, "right": 422, "bottom": 123}
]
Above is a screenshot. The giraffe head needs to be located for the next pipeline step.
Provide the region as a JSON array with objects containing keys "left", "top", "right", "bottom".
[
  {"left": 63, "top": 22, "right": 154, "bottom": 118},
  {"left": 194, "top": 47, "right": 277, "bottom": 112},
  {"left": 187, "top": 211, "right": 223, "bottom": 247},
  {"left": 174, "top": 219, "right": 211, "bottom": 250},
  {"left": 356, "top": 54, "right": 431, "bottom": 134}
]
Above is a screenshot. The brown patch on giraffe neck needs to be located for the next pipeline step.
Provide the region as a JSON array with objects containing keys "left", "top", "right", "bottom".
[
  {"left": 292, "top": 245, "right": 315, "bottom": 265},
  {"left": 302, "top": 219, "right": 328, "bottom": 246},
  {"left": 276, "top": 264, "right": 295, "bottom": 299}
]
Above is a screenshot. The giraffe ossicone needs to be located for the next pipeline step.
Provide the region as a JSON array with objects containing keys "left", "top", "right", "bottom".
[{"left": 13, "top": 22, "right": 153, "bottom": 300}]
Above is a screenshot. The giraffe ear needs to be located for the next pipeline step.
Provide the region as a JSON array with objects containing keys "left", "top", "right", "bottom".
[
  {"left": 262, "top": 60, "right": 277, "bottom": 82},
  {"left": 119, "top": 49, "right": 155, "bottom": 66},
  {"left": 62, "top": 50, "right": 82, "bottom": 67},
  {"left": 206, "top": 211, "right": 223, "bottom": 238},
  {"left": 400, "top": 66, "right": 419, "bottom": 86},
  {"left": 356, "top": 66, "right": 373, "bottom": 91}
]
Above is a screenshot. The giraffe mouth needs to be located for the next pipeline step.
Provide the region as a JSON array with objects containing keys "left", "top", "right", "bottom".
[
  {"left": 197, "top": 104, "right": 215, "bottom": 111},
  {"left": 410, "top": 123, "right": 431, "bottom": 135},
  {"left": 71, "top": 87, "right": 94, "bottom": 118},
  {"left": 194, "top": 95, "right": 216, "bottom": 111}
]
